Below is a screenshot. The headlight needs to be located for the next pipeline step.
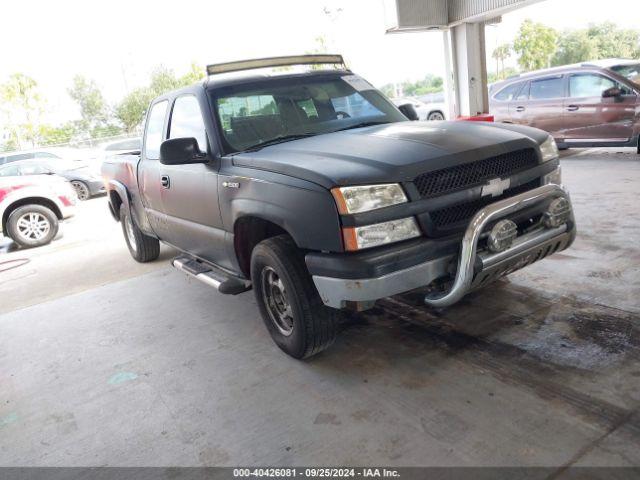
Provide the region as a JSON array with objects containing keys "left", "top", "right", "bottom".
[
  {"left": 543, "top": 166, "right": 562, "bottom": 185},
  {"left": 331, "top": 183, "right": 407, "bottom": 214},
  {"left": 540, "top": 136, "right": 559, "bottom": 162},
  {"left": 343, "top": 217, "right": 421, "bottom": 251}
]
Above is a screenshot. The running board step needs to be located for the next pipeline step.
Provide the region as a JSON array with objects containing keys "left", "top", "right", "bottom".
[{"left": 172, "top": 256, "right": 251, "bottom": 295}]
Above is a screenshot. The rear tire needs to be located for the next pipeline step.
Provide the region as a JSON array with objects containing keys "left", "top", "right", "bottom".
[
  {"left": 71, "top": 180, "right": 90, "bottom": 201},
  {"left": 120, "top": 204, "right": 160, "bottom": 262},
  {"left": 6, "top": 204, "right": 59, "bottom": 248},
  {"left": 250, "top": 234, "right": 339, "bottom": 359},
  {"left": 427, "top": 111, "right": 445, "bottom": 121}
]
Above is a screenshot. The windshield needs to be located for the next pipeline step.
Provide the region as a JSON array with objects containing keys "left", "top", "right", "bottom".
[
  {"left": 610, "top": 64, "right": 640, "bottom": 86},
  {"left": 210, "top": 73, "right": 406, "bottom": 153}
]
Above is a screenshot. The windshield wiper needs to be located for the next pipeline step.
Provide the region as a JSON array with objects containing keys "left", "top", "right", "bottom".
[
  {"left": 241, "top": 133, "right": 317, "bottom": 153},
  {"left": 335, "top": 121, "right": 390, "bottom": 132}
]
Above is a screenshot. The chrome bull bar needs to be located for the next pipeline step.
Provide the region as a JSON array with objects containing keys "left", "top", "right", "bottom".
[{"left": 424, "top": 184, "right": 574, "bottom": 308}]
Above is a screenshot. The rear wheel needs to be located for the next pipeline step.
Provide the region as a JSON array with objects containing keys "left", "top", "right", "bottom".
[
  {"left": 6, "top": 205, "right": 59, "bottom": 248},
  {"left": 120, "top": 204, "right": 160, "bottom": 262},
  {"left": 251, "top": 234, "right": 339, "bottom": 359},
  {"left": 71, "top": 180, "right": 90, "bottom": 201},
  {"left": 427, "top": 111, "right": 445, "bottom": 121}
]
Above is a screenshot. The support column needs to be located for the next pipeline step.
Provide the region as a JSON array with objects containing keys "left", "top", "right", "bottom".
[{"left": 447, "top": 22, "right": 489, "bottom": 117}]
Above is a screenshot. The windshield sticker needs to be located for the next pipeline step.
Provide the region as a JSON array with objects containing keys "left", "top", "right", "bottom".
[{"left": 342, "top": 75, "right": 374, "bottom": 92}]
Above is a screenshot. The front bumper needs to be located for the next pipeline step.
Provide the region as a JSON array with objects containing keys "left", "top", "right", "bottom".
[{"left": 310, "top": 184, "right": 575, "bottom": 309}]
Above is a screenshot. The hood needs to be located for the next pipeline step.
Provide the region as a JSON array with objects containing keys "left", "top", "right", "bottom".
[{"left": 231, "top": 121, "right": 548, "bottom": 188}]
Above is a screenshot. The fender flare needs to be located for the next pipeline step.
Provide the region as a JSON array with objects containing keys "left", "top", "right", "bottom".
[{"left": 107, "top": 180, "right": 131, "bottom": 222}]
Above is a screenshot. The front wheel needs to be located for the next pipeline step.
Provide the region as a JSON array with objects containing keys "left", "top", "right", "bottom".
[
  {"left": 251, "top": 234, "right": 339, "bottom": 359},
  {"left": 427, "top": 111, "right": 445, "bottom": 121},
  {"left": 6, "top": 204, "right": 59, "bottom": 248},
  {"left": 120, "top": 204, "right": 160, "bottom": 262}
]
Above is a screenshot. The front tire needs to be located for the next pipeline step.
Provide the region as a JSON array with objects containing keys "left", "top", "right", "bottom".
[
  {"left": 6, "top": 204, "right": 59, "bottom": 248},
  {"left": 120, "top": 204, "right": 160, "bottom": 262},
  {"left": 251, "top": 234, "right": 339, "bottom": 359},
  {"left": 427, "top": 111, "right": 445, "bottom": 121}
]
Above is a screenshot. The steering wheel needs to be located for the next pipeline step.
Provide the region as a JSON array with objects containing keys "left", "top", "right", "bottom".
[{"left": 335, "top": 111, "right": 351, "bottom": 119}]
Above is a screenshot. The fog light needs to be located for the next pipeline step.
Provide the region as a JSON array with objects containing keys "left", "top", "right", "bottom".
[
  {"left": 544, "top": 197, "right": 571, "bottom": 228},
  {"left": 488, "top": 219, "right": 517, "bottom": 253}
]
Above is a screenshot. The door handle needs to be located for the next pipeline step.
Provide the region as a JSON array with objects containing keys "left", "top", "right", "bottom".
[
  {"left": 161, "top": 175, "right": 170, "bottom": 189},
  {"left": 515, "top": 106, "right": 525, "bottom": 112},
  {"left": 566, "top": 105, "right": 579, "bottom": 111}
]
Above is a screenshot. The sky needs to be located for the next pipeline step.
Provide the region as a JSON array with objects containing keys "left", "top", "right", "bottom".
[{"left": 0, "top": 0, "right": 638, "bottom": 125}]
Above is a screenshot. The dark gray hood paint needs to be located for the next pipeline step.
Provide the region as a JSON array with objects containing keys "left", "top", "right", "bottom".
[{"left": 231, "top": 121, "right": 549, "bottom": 188}]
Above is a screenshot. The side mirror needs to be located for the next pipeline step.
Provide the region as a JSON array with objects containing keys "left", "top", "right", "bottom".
[
  {"left": 602, "top": 86, "right": 622, "bottom": 98},
  {"left": 398, "top": 103, "right": 419, "bottom": 121},
  {"left": 160, "top": 138, "right": 207, "bottom": 165}
]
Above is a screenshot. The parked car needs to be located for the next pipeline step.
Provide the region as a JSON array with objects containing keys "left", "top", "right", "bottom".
[
  {"left": 0, "top": 160, "right": 105, "bottom": 201},
  {"left": 0, "top": 147, "right": 90, "bottom": 166},
  {"left": 392, "top": 97, "right": 447, "bottom": 121},
  {"left": 490, "top": 58, "right": 640, "bottom": 152},
  {"left": 103, "top": 54, "right": 575, "bottom": 359},
  {"left": 0, "top": 171, "right": 76, "bottom": 248}
]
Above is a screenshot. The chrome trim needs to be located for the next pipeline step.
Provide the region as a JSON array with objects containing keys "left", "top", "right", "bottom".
[
  {"left": 173, "top": 258, "right": 222, "bottom": 290},
  {"left": 424, "top": 184, "right": 573, "bottom": 308},
  {"left": 479, "top": 224, "right": 567, "bottom": 268},
  {"left": 564, "top": 138, "right": 630, "bottom": 143}
]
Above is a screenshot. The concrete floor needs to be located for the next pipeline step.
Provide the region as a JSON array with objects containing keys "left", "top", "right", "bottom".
[{"left": 0, "top": 148, "right": 639, "bottom": 468}]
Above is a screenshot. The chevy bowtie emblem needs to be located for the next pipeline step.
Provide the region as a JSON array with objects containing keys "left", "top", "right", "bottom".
[{"left": 481, "top": 177, "right": 510, "bottom": 197}]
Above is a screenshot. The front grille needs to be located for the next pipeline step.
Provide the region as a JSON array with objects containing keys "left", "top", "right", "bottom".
[
  {"left": 430, "top": 180, "right": 539, "bottom": 229},
  {"left": 413, "top": 148, "right": 539, "bottom": 198}
]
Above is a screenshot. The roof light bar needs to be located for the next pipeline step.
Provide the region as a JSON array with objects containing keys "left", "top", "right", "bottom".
[{"left": 206, "top": 54, "right": 346, "bottom": 76}]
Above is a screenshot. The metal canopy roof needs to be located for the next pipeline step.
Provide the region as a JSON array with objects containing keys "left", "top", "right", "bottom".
[{"left": 385, "top": 0, "right": 545, "bottom": 32}]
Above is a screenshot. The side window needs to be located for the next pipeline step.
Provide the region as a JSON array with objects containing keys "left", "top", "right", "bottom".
[
  {"left": 169, "top": 96, "right": 208, "bottom": 152},
  {"left": 529, "top": 77, "right": 564, "bottom": 100},
  {"left": 0, "top": 165, "right": 21, "bottom": 176},
  {"left": 19, "top": 164, "right": 49, "bottom": 175},
  {"left": 144, "top": 101, "right": 168, "bottom": 160},
  {"left": 33, "top": 152, "right": 59, "bottom": 159},
  {"left": 569, "top": 74, "right": 616, "bottom": 98},
  {"left": 516, "top": 82, "right": 530, "bottom": 101},
  {"left": 6, "top": 153, "right": 35, "bottom": 163},
  {"left": 495, "top": 82, "right": 523, "bottom": 101}
]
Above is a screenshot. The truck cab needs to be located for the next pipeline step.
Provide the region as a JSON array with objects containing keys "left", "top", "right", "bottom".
[{"left": 103, "top": 55, "right": 576, "bottom": 359}]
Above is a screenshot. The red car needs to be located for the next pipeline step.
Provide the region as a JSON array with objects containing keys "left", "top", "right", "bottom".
[
  {"left": 0, "top": 172, "right": 77, "bottom": 248},
  {"left": 490, "top": 59, "right": 640, "bottom": 153}
]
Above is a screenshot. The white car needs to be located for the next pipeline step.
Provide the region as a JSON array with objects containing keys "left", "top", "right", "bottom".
[
  {"left": 392, "top": 97, "right": 448, "bottom": 121},
  {"left": 0, "top": 173, "right": 77, "bottom": 248}
]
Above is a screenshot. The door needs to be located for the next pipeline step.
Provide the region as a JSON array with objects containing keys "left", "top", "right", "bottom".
[
  {"left": 563, "top": 72, "right": 637, "bottom": 142},
  {"left": 491, "top": 81, "right": 525, "bottom": 122},
  {"left": 158, "top": 94, "right": 226, "bottom": 265},
  {"left": 511, "top": 76, "right": 567, "bottom": 138},
  {"left": 508, "top": 81, "right": 531, "bottom": 125},
  {"left": 138, "top": 100, "right": 170, "bottom": 238}
]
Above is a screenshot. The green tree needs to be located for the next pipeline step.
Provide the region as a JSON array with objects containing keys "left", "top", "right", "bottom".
[
  {"left": 513, "top": 19, "right": 558, "bottom": 71},
  {"left": 114, "top": 63, "right": 204, "bottom": 133},
  {"left": 492, "top": 43, "right": 512, "bottom": 79},
  {"left": 67, "top": 75, "right": 109, "bottom": 132},
  {"left": 0, "top": 73, "right": 45, "bottom": 149},
  {"left": 39, "top": 122, "right": 77, "bottom": 146},
  {"left": 114, "top": 87, "right": 154, "bottom": 133},
  {"left": 552, "top": 22, "right": 640, "bottom": 66}
]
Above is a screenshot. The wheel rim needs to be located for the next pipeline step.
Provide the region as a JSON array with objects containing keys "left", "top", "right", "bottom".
[
  {"left": 124, "top": 215, "right": 137, "bottom": 253},
  {"left": 261, "top": 266, "right": 294, "bottom": 336},
  {"left": 16, "top": 212, "right": 51, "bottom": 242},
  {"left": 429, "top": 112, "right": 444, "bottom": 121},
  {"left": 71, "top": 181, "right": 90, "bottom": 200}
]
